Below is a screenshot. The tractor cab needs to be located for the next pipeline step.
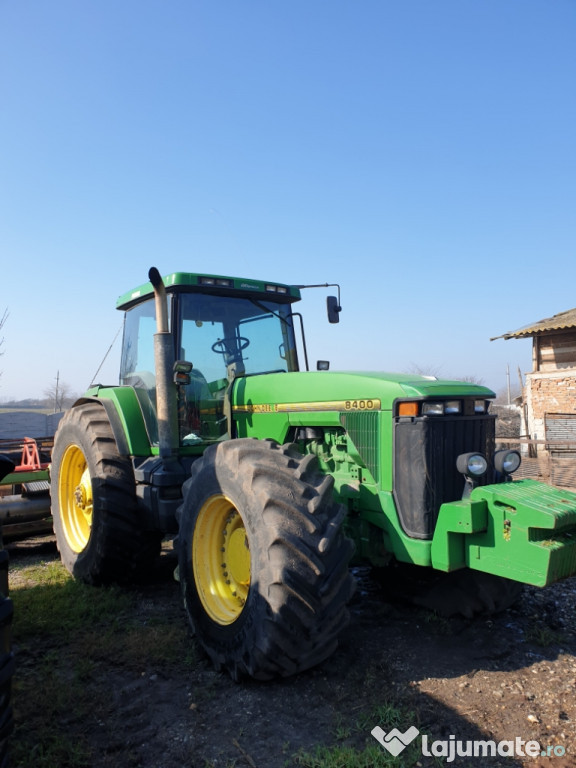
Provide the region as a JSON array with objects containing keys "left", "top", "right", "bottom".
[{"left": 116, "top": 272, "right": 301, "bottom": 446}]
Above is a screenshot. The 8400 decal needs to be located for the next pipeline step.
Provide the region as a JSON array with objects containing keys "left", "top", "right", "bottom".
[
  {"left": 234, "top": 399, "right": 381, "bottom": 414},
  {"left": 343, "top": 399, "right": 380, "bottom": 411}
]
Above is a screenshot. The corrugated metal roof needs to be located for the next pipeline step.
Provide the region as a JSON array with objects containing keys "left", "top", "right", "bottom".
[{"left": 491, "top": 307, "right": 576, "bottom": 341}]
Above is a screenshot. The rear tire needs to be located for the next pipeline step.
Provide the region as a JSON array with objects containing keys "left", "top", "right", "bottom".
[
  {"left": 177, "top": 439, "right": 355, "bottom": 680},
  {"left": 51, "top": 403, "right": 160, "bottom": 584}
]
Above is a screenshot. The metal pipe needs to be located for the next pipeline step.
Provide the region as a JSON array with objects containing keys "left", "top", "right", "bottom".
[
  {"left": 0, "top": 495, "right": 51, "bottom": 523},
  {"left": 149, "top": 267, "right": 169, "bottom": 334},
  {"left": 3, "top": 520, "right": 54, "bottom": 541},
  {"left": 149, "top": 268, "right": 179, "bottom": 461}
]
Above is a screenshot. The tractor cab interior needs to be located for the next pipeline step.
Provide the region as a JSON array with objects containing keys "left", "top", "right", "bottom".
[{"left": 119, "top": 290, "right": 299, "bottom": 446}]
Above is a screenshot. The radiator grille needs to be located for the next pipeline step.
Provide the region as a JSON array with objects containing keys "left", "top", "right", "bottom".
[
  {"left": 394, "top": 415, "right": 496, "bottom": 539},
  {"left": 340, "top": 411, "right": 380, "bottom": 482}
]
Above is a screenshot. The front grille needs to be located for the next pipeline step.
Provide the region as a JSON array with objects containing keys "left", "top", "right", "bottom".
[
  {"left": 394, "top": 414, "right": 496, "bottom": 539},
  {"left": 340, "top": 411, "right": 380, "bottom": 483}
]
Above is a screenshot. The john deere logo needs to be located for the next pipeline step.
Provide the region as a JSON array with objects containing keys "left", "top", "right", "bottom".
[{"left": 371, "top": 725, "right": 420, "bottom": 756}]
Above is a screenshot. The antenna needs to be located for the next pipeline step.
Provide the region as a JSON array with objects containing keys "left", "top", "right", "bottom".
[{"left": 89, "top": 324, "right": 123, "bottom": 388}]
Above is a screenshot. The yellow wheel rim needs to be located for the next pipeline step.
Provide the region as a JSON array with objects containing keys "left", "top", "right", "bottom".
[
  {"left": 58, "top": 444, "right": 93, "bottom": 554},
  {"left": 192, "top": 494, "right": 251, "bottom": 625}
]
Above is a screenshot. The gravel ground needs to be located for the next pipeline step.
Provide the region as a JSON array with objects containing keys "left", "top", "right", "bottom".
[{"left": 7, "top": 538, "right": 576, "bottom": 768}]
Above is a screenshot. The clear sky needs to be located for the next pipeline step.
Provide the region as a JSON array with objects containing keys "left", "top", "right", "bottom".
[{"left": 1, "top": 0, "right": 574, "bottom": 401}]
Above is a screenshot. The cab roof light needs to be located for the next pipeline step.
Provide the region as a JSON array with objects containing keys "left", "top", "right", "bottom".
[{"left": 198, "top": 276, "right": 233, "bottom": 288}]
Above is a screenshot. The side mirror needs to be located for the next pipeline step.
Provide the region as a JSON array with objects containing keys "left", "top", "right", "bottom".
[
  {"left": 327, "top": 296, "right": 341, "bottom": 324},
  {"left": 317, "top": 360, "right": 330, "bottom": 371},
  {"left": 173, "top": 360, "right": 193, "bottom": 386}
]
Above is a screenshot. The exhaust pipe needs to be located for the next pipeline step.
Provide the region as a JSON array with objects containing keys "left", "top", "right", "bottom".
[{"left": 149, "top": 268, "right": 179, "bottom": 463}]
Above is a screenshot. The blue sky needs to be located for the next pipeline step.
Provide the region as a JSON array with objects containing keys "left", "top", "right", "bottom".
[{"left": 1, "top": 0, "right": 574, "bottom": 401}]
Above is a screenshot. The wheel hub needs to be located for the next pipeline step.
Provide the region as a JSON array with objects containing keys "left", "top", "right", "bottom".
[
  {"left": 59, "top": 445, "right": 93, "bottom": 553},
  {"left": 225, "top": 524, "right": 250, "bottom": 588},
  {"left": 192, "top": 495, "right": 251, "bottom": 625}
]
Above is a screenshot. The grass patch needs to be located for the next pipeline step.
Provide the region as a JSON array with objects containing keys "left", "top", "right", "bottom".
[
  {"left": 294, "top": 743, "right": 414, "bottom": 768},
  {"left": 295, "top": 701, "right": 425, "bottom": 768},
  {"left": 11, "top": 561, "right": 134, "bottom": 640},
  {"left": 11, "top": 661, "right": 98, "bottom": 768},
  {"left": 78, "top": 620, "right": 197, "bottom": 669},
  {"left": 525, "top": 622, "right": 566, "bottom": 647},
  {"left": 9, "top": 557, "right": 195, "bottom": 767}
]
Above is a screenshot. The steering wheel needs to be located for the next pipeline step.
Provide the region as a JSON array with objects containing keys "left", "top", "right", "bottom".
[{"left": 211, "top": 337, "right": 250, "bottom": 356}]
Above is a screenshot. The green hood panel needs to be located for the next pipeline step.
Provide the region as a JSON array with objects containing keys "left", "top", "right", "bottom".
[{"left": 232, "top": 371, "right": 494, "bottom": 412}]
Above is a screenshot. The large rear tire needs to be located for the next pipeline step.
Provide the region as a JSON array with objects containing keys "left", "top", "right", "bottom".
[
  {"left": 177, "top": 439, "right": 355, "bottom": 680},
  {"left": 51, "top": 403, "right": 160, "bottom": 585}
]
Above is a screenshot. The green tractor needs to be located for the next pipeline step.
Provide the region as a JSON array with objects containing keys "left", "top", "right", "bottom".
[{"left": 51, "top": 268, "right": 576, "bottom": 680}]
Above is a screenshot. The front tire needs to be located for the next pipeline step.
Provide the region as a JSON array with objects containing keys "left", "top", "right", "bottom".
[
  {"left": 177, "top": 439, "right": 355, "bottom": 680},
  {"left": 374, "top": 562, "right": 523, "bottom": 618},
  {"left": 51, "top": 402, "right": 159, "bottom": 584}
]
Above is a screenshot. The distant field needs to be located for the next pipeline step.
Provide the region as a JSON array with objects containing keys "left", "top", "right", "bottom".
[{"left": 0, "top": 407, "right": 53, "bottom": 415}]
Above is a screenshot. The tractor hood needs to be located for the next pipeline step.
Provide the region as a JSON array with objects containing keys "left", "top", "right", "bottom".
[{"left": 232, "top": 371, "right": 494, "bottom": 414}]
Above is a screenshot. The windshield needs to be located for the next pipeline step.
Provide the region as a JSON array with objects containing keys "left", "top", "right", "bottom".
[
  {"left": 178, "top": 293, "right": 298, "bottom": 379},
  {"left": 176, "top": 293, "right": 298, "bottom": 444}
]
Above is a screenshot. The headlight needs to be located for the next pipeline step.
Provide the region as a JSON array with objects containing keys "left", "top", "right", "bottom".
[
  {"left": 456, "top": 452, "right": 488, "bottom": 477},
  {"left": 494, "top": 450, "right": 521, "bottom": 475},
  {"left": 421, "top": 400, "right": 462, "bottom": 416},
  {"left": 422, "top": 402, "right": 444, "bottom": 416}
]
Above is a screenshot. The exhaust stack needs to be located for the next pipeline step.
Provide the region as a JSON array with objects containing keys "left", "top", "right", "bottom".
[{"left": 149, "top": 267, "right": 179, "bottom": 462}]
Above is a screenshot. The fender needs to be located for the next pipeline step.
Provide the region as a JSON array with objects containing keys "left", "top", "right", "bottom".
[{"left": 72, "top": 387, "right": 153, "bottom": 458}]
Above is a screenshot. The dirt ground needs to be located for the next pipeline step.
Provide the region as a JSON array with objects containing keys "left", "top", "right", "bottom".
[{"left": 8, "top": 538, "right": 576, "bottom": 768}]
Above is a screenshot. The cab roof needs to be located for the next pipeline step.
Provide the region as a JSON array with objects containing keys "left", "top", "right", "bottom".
[{"left": 116, "top": 271, "right": 301, "bottom": 311}]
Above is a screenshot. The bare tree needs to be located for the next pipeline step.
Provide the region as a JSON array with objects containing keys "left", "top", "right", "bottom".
[
  {"left": 494, "top": 386, "right": 522, "bottom": 405},
  {"left": 406, "top": 364, "right": 486, "bottom": 385},
  {"left": 44, "top": 373, "right": 74, "bottom": 412},
  {"left": 457, "top": 373, "right": 485, "bottom": 385},
  {"left": 405, "top": 362, "right": 444, "bottom": 378}
]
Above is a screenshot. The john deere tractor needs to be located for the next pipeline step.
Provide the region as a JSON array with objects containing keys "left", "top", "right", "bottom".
[{"left": 51, "top": 268, "right": 576, "bottom": 680}]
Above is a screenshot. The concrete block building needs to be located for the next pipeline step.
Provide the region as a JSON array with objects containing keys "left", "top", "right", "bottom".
[{"left": 494, "top": 307, "right": 576, "bottom": 460}]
